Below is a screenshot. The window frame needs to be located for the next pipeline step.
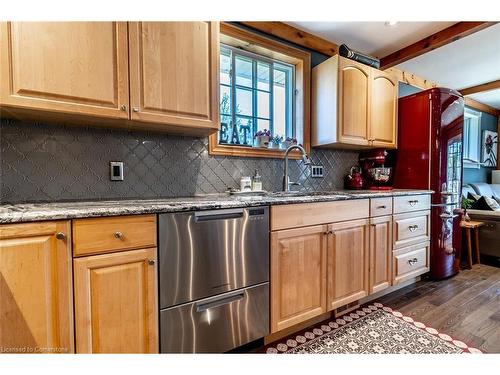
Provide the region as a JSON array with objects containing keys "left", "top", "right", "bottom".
[
  {"left": 219, "top": 44, "right": 296, "bottom": 146},
  {"left": 209, "top": 22, "right": 311, "bottom": 159}
]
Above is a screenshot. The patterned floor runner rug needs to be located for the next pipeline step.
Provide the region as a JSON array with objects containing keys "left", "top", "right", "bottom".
[{"left": 266, "top": 303, "right": 482, "bottom": 354}]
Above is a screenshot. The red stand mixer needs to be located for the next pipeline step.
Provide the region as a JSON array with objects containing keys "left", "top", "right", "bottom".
[{"left": 359, "top": 149, "right": 394, "bottom": 190}]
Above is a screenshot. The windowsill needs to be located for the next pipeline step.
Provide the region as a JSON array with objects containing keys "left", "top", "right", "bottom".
[{"left": 208, "top": 138, "right": 306, "bottom": 159}]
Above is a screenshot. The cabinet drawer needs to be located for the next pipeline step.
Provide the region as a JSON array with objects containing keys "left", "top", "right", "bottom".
[
  {"left": 73, "top": 215, "right": 157, "bottom": 257},
  {"left": 271, "top": 199, "right": 369, "bottom": 231},
  {"left": 393, "top": 242, "right": 430, "bottom": 284},
  {"left": 393, "top": 211, "right": 429, "bottom": 249},
  {"left": 393, "top": 194, "right": 430, "bottom": 214},
  {"left": 370, "top": 197, "right": 392, "bottom": 217}
]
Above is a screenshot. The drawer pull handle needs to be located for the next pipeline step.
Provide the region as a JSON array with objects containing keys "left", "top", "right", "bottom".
[
  {"left": 114, "top": 231, "right": 124, "bottom": 239},
  {"left": 409, "top": 200, "right": 419, "bottom": 206},
  {"left": 148, "top": 259, "right": 156, "bottom": 266},
  {"left": 408, "top": 258, "right": 418, "bottom": 265},
  {"left": 377, "top": 205, "right": 387, "bottom": 209},
  {"left": 55, "top": 232, "right": 66, "bottom": 240},
  {"left": 324, "top": 230, "right": 333, "bottom": 235},
  {"left": 408, "top": 225, "right": 419, "bottom": 232}
]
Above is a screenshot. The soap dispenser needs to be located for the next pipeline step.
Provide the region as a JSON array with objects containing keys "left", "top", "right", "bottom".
[{"left": 252, "top": 170, "right": 262, "bottom": 191}]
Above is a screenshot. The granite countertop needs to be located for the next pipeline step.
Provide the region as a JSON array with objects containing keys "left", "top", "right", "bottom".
[{"left": 0, "top": 189, "right": 433, "bottom": 224}]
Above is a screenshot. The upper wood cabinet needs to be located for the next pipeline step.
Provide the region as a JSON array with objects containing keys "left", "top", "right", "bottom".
[
  {"left": 128, "top": 22, "right": 219, "bottom": 131},
  {"left": 327, "top": 219, "right": 369, "bottom": 310},
  {"left": 74, "top": 248, "right": 158, "bottom": 353},
  {"left": 270, "top": 225, "right": 327, "bottom": 333},
  {"left": 0, "top": 21, "right": 220, "bottom": 135},
  {"left": 370, "top": 70, "right": 398, "bottom": 148},
  {"left": 312, "top": 55, "right": 398, "bottom": 149},
  {"left": 0, "top": 221, "right": 74, "bottom": 353},
  {"left": 337, "top": 57, "right": 371, "bottom": 147},
  {"left": 0, "top": 22, "right": 130, "bottom": 119}
]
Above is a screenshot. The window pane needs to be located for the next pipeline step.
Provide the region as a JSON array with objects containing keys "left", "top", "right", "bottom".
[
  {"left": 235, "top": 116, "right": 254, "bottom": 146},
  {"left": 219, "top": 114, "right": 232, "bottom": 144},
  {"left": 257, "top": 119, "right": 270, "bottom": 132},
  {"left": 257, "top": 62, "right": 270, "bottom": 91},
  {"left": 235, "top": 56, "right": 253, "bottom": 88},
  {"left": 273, "top": 75, "right": 286, "bottom": 137},
  {"left": 220, "top": 85, "right": 231, "bottom": 115},
  {"left": 220, "top": 48, "right": 231, "bottom": 85},
  {"left": 236, "top": 88, "right": 253, "bottom": 116},
  {"left": 257, "top": 91, "right": 270, "bottom": 119}
]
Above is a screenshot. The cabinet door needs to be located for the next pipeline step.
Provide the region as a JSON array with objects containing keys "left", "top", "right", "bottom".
[
  {"left": 0, "top": 221, "right": 74, "bottom": 353},
  {"left": 271, "top": 225, "right": 327, "bottom": 333},
  {"left": 74, "top": 248, "right": 158, "bottom": 353},
  {"left": 128, "top": 22, "right": 220, "bottom": 131},
  {"left": 370, "top": 70, "right": 398, "bottom": 148},
  {"left": 327, "top": 219, "right": 369, "bottom": 310},
  {"left": 337, "top": 56, "right": 370, "bottom": 146},
  {"left": 369, "top": 215, "right": 392, "bottom": 294},
  {"left": 0, "top": 22, "right": 129, "bottom": 119}
]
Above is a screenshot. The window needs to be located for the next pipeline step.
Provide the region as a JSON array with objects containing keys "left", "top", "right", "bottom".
[
  {"left": 219, "top": 45, "right": 295, "bottom": 147},
  {"left": 463, "top": 108, "right": 482, "bottom": 168},
  {"left": 209, "top": 23, "right": 310, "bottom": 159}
]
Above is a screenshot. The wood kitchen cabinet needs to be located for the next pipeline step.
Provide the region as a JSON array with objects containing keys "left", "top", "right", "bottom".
[
  {"left": 0, "top": 21, "right": 220, "bottom": 135},
  {"left": 337, "top": 57, "right": 371, "bottom": 146},
  {"left": 270, "top": 225, "right": 328, "bottom": 333},
  {"left": 370, "top": 69, "right": 398, "bottom": 148},
  {"left": 73, "top": 248, "right": 158, "bottom": 353},
  {"left": 128, "top": 22, "right": 220, "bottom": 131},
  {"left": 327, "top": 219, "right": 370, "bottom": 310},
  {"left": 0, "top": 221, "right": 74, "bottom": 353},
  {"left": 312, "top": 55, "right": 398, "bottom": 149},
  {"left": 369, "top": 215, "right": 392, "bottom": 294},
  {"left": 0, "top": 22, "right": 130, "bottom": 119}
]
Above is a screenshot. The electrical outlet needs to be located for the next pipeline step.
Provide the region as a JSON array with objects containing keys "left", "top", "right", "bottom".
[
  {"left": 311, "top": 165, "right": 324, "bottom": 178},
  {"left": 110, "top": 161, "right": 124, "bottom": 181}
]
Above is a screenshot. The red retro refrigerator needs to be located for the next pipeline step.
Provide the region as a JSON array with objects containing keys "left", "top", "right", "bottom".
[{"left": 394, "top": 87, "right": 464, "bottom": 280}]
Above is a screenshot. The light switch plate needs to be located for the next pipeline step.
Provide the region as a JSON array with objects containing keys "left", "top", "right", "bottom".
[
  {"left": 311, "top": 165, "right": 324, "bottom": 178},
  {"left": 110, "top": 161, "right": 124, "bottom": 181}
]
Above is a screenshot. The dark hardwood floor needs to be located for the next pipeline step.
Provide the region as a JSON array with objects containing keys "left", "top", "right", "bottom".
[{"left": 378, "top": 264, "right": 500, "bottom": 353}]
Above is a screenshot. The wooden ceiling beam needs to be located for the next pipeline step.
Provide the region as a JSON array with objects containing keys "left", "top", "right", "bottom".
[
  {"left": 385, "top": 68, "right": 499, "bottom": 116},
  {"left": 238, "top": 22, "right": 338, "bottom": 56},
  {"left": 380, "top": 22, "right": 497, "bottom": 69},
  {"left": 459, "top": 79, "right": 500, "bottom": 96}
]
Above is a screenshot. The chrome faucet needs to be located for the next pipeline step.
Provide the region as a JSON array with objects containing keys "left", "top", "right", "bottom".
[{"left": 283, "top": 144, "right": 311, "bottom": 192}]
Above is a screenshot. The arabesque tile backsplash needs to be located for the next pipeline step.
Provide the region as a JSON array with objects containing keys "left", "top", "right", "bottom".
[{"left": 0, "top": 118, "right": 358, "bottom": 203}]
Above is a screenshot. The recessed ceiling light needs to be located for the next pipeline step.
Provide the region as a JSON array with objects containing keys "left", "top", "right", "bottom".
[{"left": 385, "top": 21, "right": 398, "bottom": 27}]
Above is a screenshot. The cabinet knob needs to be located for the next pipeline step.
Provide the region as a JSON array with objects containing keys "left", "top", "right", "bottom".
[
  {"left": 133, "top": 107, "right": 139, "bottom": 112},
  {"left": 148, "top": 259, "right": 156, "bottom": 266},
  {"left": 120, "top": 104, "right": 127, "bottom": 111},
  {"left": 55, "top": 232, "right": 66, "bottom": 240},
  {"left": 114, "top": 231, "right": 124, "bottom": 239},
  {"left": 408, "top": 258, "right": 418, "bottom": 265}
]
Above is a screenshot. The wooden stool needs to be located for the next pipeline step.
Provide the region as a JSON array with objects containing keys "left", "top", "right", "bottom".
[{"left": 460, "top": 220, "right": 484, "bottom": 269}]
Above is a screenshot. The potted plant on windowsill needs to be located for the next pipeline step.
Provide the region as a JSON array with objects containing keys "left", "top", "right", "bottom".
[
  {"left": 254, "top": 129, "right": 271, "bottom": 148},
  {"left": 269, "top": 135, "right": 283, "bottom": 149},
  {"left": 281, "top": 137, "right": 298, "bottom": 150}
]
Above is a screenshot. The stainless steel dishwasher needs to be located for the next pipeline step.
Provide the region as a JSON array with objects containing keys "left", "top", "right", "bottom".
[{"left": 158, "top": 207, "right": 269, "bottom": 353}]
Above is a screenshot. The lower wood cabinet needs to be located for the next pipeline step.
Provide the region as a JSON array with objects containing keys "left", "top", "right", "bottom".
[
  {"left": 0, "top": 221, "right": 74, "bottom": 353},
  {"left": 327, "top": 219, "right": 369, "bottom": 310},
  {"left": 270, "top": 225, "right": 328, "bottom": 333},
  {"left": 369, "top": 215, "right": 392, "bottom": 294},
  {"left": 73, "top": 248, "right": 158, "bottom": 353}
]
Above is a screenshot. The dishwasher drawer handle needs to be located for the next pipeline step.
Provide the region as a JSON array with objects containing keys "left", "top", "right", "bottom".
[
  {"left": 195, "top": 292, "right": 245, "bottom": 312},
  {"left": 194, "top": 209, "right": 244, "bottom": 222}
]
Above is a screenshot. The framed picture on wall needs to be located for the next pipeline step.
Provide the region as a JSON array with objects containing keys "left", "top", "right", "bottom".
[{"left": 482, "top": 130, "right": 498, "bottom": 167}]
